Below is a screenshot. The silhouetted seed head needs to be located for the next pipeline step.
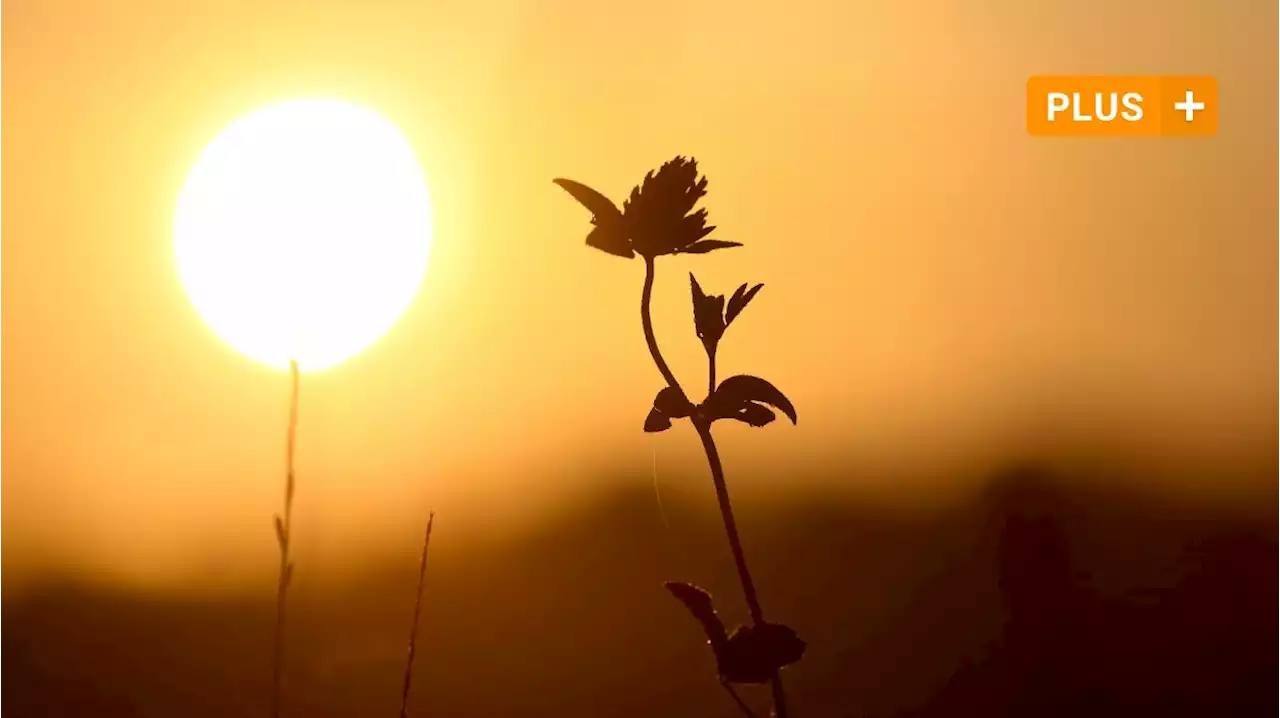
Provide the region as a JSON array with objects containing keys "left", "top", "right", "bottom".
[{"left": 554, "top": 157, "right": 744, "bottom": 259}]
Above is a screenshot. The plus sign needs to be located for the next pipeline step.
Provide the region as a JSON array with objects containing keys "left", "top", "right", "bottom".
[{"left": 1173, "top": 90, "right": 1205, "bottom": 122}]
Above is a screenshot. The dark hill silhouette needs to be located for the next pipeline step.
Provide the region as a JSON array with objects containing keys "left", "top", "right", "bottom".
[{"left": 4, "top": 464, "right": 1275, "bottom": 717}]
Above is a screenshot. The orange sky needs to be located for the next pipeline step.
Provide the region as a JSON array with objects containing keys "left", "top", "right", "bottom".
[{"left": 3, "top": 0, "right": 1276, "bottom": 587}]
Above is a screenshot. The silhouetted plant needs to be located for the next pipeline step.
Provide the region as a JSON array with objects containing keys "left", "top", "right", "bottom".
[
  {"left": 399, "top": 511, "right": 436, "bottom": 718},
  {"left": 555, "top": 158, "right": 805, "bottom": 717},
  {"left": 265, "top": 359, "right": 436, "bottom": 718},
  {"left": 271, "top": 359, "right": 300, "bottom": 718}
]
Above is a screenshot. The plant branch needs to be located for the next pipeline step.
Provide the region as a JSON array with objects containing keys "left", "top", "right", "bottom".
[
  {"left": 693, "top": 419, "right": 788, "bottom": 718},
  {"left": 399, "top": 511, "right": 436, "bottom": 718},
  {"left": 637, "top": 252, "right": 789, "bottom": 716},
  {"left": 768, "top": 675, "right": 789, "bottom": 718},
  {"left": 641, "top": 255, "right": 682, "bottom": 393},
  {"left": 723, "top": 681, "right": 759, "bottom": 718},
  {"left": 707, "top": 346, "right": 718, "bottom": 400},
  {"left": 272, "top": 358, "right": 300, "bottom": 718},
  {"left": 692, "top": 421, "right": 763, "bottom": 624}
]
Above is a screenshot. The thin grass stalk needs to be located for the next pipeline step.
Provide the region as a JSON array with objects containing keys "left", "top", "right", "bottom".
[
  {"left": 271, "top": 358, "right": 300, "bottom": 718},
  {"left": 399, "top": 511, "right": 436, "bottom": 718}
]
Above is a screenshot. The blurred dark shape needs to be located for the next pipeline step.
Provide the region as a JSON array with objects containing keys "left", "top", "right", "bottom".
[
  {"left": 4, "top": 463, "right": 1275, "bottom": 717},
  {"left": 994, "top": 470, "right": 1094, "bottom": 717}
]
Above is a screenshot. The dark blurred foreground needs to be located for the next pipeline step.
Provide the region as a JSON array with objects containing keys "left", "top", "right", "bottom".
[{"left": 5, "top": 464, "right": 1276, "bottom": 718}]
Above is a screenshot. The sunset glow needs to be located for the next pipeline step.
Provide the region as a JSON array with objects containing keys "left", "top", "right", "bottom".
[{"left": 174, "top": 98, "right": 433, "bottom": 371}]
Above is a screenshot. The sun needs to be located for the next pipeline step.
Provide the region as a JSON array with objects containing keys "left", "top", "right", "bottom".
[{"left": 174, "top": 98, "right": 433, "bottom": 372}]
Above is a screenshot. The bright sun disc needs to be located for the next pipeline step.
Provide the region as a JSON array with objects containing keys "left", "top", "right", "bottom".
[{"left": 175, "top": 98, "right": 433, "bottom": 372}]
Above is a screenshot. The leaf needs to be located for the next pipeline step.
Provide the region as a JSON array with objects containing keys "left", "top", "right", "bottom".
[
  {"left": 725, "top": 283, "right": 764, "bottom": 325},
  {"left": 708, "top": 375, "right": 797, "bottom": 425},
  {"left": 690, "top": 273, "right": 708, "bottom": 305},
  {"left": 274, "top": 515, "right": 287, "bottom": 548},
  {"left": 687, "top": 222, "right": 716, "bottom": 244},
  {"left": 678, "top": 211, "right": 716, "bottom": 244},
  {"left": 720, "top": 622, "right": 807, "bottom": 683},
  {"left": 727, "top": 284, "right": 748, "bottom": 315},
  {"left": 585, "top": 225, "right": 634, "bottom": 258},
  {"left": 653, "top": 386, "right": 694, "bottom": 418},
  {"left": 552, "top": 178, "right": 622, "bottom": 223},
  {"left": 553, "top": 178, "right": 633, "bottom": 258},
  {"left": 689, "top": 273, "right": 728, "bottom": 351},
  {"left": 644, "top": 408, "right": 672, "bottom": 433},
  {"left": 752, "top": 622, "right": 807, "bottom": 669},
  {"left": 681, "top": 239, "right": 743, "bottom": 255},
  {"left": 737, "top": 402, "right": 777, "bottom": 427},
  {"left": 664, "top": 581, "right": 726, "bottom": 642},
  {"left": 709, "top": 296, "right": 726, "bottom": 331},
  {"left": 283, "top": 562, "right": 295, "bottom": 588},
  {"left": 665, "top": 581, "right": 716, "bottom": 619}
]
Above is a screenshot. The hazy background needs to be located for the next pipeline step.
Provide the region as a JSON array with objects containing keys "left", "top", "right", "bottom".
[
  {"left": 2, "top": 2, "right": 1280, "bottom": 711},
  {"left": 4, "top": 0, "right": 1275, "bottom": 586}
]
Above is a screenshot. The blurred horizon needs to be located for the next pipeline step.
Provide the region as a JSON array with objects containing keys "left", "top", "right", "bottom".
[
  {"left": 5, "top": 464, "right": 1276, "bottom": 716},
  {"left": 3, "top": 0, "right": 1276, "bottom": 595}
]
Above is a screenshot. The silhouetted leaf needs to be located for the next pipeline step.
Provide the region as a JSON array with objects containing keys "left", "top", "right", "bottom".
[
  {"left": 553, "top": 178, "right": 633, "bottom": 258},
  {"left": 752, "top": 622, "right": 807, "bottom": 669},
  {"left": 585, "top": 226, "right": 635, "bottom": 258},
  {"left": 727, "top": 284, "right": 748, "bottom": 315},
  {"left": 664, "top": 580, "right": 714, "bottom": 608},
  {"left": 274, "top": 515, "right": 286, "bottom": 548},
  {"left": 283, "top": 562, "right": 294, "bottom": 588},
  {"left": 725, "top": 283, "right": 764, "bottom": 325},
  {"left": 644, "top": 408, "right": 673, "bottom": 433},
  {"left": 553, "top": 178, "right": 621, "bottom": 222},
  {"left": 690, "top": 274, "right": 708, "bottom": 304},
  {"left": 664, "top": 581, "right": 729, "bottom": 647},
  {"left": 718, "top": 622, "right": 807, "bottom": 684},
  {"left": 682, "top": 239, "right": 743, "bottom": 255},
  {"left": 705, "top": 375, "right": 797, "bottom": 426},
  {"left": 679, "top": 211, "right": 716, "bottom": 243},
  {"left": 690, "top": 273, "right": 728, "bottom": 352},
  {"left": 666, "top": 581, "right": 807, "bottom": 685},
  {"left": 653, "top": 386, "right": 694, "bottom": 419},
  {"left": 737, "top": 403, "right": 777, "bottom": 427}
]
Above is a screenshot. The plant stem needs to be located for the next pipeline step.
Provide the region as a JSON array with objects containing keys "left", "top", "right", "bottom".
[
  {"left": 272, "top": 358, "right": 300, "bottom": 718},
  {"left": 723, "top": 682, "right": 759, "bottom": 718},
  {"left": 692, "top": 420, "right": 763, "bottom": 625},
  {"left": 693, "top": 419, "right": 789, "bottom": 718},
  {"left": 641, "top": 255, "right": 682, "bottom": 392},
  {"left": 399, "top": 511, "right": 436, "bottom": 718},
  {"left": 707, "top": 346, "right": 718, "bottom": 399},
  {"left": 638, "top": 258, "right": 789, "bottom": 718}
]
